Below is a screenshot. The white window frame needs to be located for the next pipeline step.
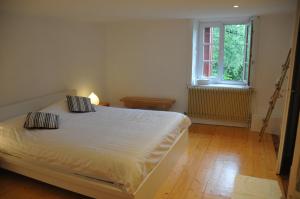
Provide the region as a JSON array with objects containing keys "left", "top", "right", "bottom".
[{"left": 196, "top": 19, "right": 251, "bottom": 86}]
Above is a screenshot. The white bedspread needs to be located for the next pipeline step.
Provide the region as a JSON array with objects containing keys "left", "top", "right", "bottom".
[{"left": 0, "top": 101, "right": 191, "bottom": 194}]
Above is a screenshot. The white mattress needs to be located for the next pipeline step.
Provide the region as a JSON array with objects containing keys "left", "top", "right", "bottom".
[{"left": 0, "top": 100, "right": 191, "bottom": 194}]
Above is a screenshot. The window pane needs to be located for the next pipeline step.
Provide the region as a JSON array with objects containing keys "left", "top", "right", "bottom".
[
  {"left": 203, "top": 61, "right": 218, "bottom": 77},
  {"left": 202, "top": 27, "right": 220, "bottom": 78},
  {"left": 211, "top": 61, "right": 219, "bottom": 77},
  {"left": 244, "top": 24, "right": 252, "bottom": 81},
  {"left": 223, "top": 24, "right": 246, "bottom": 81},
  {"left": 203, "top": 61, "right": 210, "bottom": 77},
  {"left": 204, "top": 27, "right": 211, "bottom": 43},
  {"left": 211, "top": 28, "right": 219, "bottom": 77},
  {"left": 204, "top": 45, "right": 210, "bottom": 60}
]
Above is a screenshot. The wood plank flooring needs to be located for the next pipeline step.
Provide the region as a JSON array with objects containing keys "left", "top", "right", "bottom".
[{"left": 0, "top": 124, "right": 279, "bottom": 199}]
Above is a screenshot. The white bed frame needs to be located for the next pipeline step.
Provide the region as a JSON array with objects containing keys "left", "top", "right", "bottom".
[{"left": 0, "top": 90, "right": 189, "bottom": 199}]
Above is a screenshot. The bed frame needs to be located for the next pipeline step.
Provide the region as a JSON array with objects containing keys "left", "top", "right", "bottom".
[{"left": 0, "top": 90, "right": 189, "bottom": 199}]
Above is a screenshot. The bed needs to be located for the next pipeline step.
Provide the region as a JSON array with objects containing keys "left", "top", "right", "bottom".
[{"left": 0, "top": 90, "right": 191, "bottom": 199}]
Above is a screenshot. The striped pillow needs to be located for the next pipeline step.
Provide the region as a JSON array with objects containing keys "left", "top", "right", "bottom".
[
  {"left": 66, "top": 95, "right": 95, "bottom": 113},
  {"left": 24, "top": 112, "right": 59, "bottom": 129}
]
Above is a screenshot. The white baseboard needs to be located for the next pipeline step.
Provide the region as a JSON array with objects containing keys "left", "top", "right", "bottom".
[
  {"left": 191, "top": 118, "right": 249, "bottom": 128},
  {"left": 191, "top": 115, "right": 282, "bottom": 135},
  {"left": 251, "top": 114, "right": 282, "bottom": 135}
]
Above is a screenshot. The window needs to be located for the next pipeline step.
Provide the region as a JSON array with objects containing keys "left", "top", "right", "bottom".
[{"left": 193, "top": 20, "right": 252, "bottom": 85}]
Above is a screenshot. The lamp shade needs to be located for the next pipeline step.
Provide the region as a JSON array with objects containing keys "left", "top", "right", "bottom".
[{"left": 88, "top": 92, "right": 100, "bottom": 105}]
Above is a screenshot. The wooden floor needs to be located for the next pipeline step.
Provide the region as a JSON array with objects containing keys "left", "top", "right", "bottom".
[{"left": 0, "top": 124, "right": 279, "bottom": 199}]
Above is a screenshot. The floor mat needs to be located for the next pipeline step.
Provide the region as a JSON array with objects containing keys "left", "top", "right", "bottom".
[{"left": 232, "top": 175, "right": 283, "bottom": 199}]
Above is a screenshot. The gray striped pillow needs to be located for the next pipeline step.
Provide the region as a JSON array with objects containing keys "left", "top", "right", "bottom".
[
  {"left": 66, "top": 95, "right": 95, "bottom": 113},
  {"left": 24, "top": 112, "right": 59, "bottom": 129}
]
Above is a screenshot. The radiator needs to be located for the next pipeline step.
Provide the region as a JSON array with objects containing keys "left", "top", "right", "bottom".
[{"left": 187, "top": 87, "right": 252, "bottom": 123}]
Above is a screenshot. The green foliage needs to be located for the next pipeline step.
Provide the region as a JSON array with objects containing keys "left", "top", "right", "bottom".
[{"left": 223, "top": 24, "right": 246, "bottom": 81}]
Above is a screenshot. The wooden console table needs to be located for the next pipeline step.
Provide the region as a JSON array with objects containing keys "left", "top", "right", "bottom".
[{"left": 120, "top": 97, "right": 175, "bottom": 111}]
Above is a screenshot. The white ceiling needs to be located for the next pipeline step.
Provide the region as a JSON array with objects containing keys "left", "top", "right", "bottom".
[{"left": 0, "top": 0, "right": 297, "bottom": 22}]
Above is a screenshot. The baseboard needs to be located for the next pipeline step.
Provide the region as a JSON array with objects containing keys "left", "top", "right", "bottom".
[
  {"left": 191, "top": 118, "right": 249, "bottom": 128},
  {"left": 251, "top": 114, "right": 282, "bottom": 135}
]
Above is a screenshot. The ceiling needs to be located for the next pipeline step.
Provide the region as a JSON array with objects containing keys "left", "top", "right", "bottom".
[{"left": 0, "top": 0, "right": 297, "bottom": 22}]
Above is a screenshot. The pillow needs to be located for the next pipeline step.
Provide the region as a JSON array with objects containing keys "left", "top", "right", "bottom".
[
  {"left": 66, "top": 95, "right": 95, "bottom": 113},
  {"left": 24, "top": 112, "right": 59, "bottom": 129}
]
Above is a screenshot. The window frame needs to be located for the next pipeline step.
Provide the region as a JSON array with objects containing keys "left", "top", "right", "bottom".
[{"left": 196, "top": 19, "right": 251, "bottom": 86}]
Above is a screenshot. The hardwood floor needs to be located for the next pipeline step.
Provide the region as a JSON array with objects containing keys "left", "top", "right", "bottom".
[{"left": 0, "top": 124, "right": 279, "bottom": 199}]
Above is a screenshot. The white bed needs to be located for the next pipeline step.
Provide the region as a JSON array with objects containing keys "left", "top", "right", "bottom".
[{"left": 0, "top": 90, "right": 190, "bottom": 199}]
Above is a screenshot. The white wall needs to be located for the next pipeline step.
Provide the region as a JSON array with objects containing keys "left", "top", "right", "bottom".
[
  {"left": 104, "top": 20, "right": 192, "bottom": 112},
  {"left": 251, "top": 13, "right": 294, "bottom": 134},
  {"left": 0, "top": 13, "right": 106, "bottom": 107}
]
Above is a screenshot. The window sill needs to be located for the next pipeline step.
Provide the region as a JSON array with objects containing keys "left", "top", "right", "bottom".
[{"left": 193, "top": 83, "right": 250, "bottom": 89}]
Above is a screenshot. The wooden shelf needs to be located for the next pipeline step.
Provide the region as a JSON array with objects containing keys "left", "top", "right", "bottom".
[
  {"left": 98, "top": 102, "right": 110, "bottom": 107},
  {"left": 120, "top": 97, "right": 175, "bottom": 111}
]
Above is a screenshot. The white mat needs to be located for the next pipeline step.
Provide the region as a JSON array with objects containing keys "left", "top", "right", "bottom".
[{"left": 232, "top": 175, "right": 283, "bottom": 199}]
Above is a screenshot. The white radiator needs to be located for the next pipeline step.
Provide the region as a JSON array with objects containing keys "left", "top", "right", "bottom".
[{"left": 188, "top": 87, "right": 252, "bottom": 124}]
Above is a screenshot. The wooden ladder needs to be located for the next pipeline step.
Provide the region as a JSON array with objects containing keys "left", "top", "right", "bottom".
[{"left": 259, "top": 49, "right": 291, "bottom": 141}]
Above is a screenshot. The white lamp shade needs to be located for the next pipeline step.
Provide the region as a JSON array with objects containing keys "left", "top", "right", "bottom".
[{"left": 88, "top": 92, "right": 100, "bottom": 105}]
